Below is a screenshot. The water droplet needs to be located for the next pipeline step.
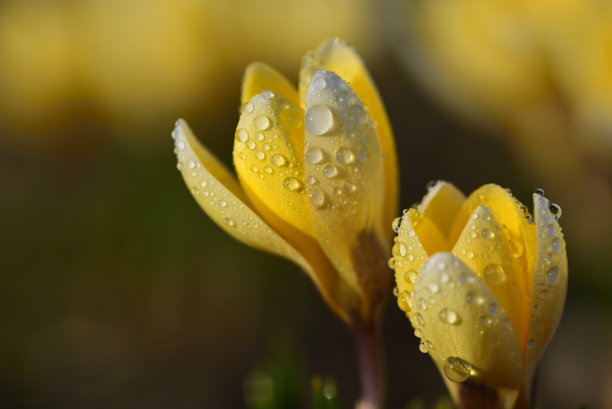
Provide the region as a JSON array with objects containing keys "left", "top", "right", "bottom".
[
  {"left": 311, "top": 75, "right": 327, "bottom": 90},
  {"left": 406, "top": 270, "right": 418, "bottom": 284},
  {"left": 253, "top": 151, "right": 265, "bottom": 161},
  {"left": 224, "top": 217, "right": 235, "bottom": 227},
  {"left": 187, "top": 160, "right": 195, "bottom": 169},
  {"left": 176, "top": 141, "right": 185, "bottom": 150},
  {"left": 392, "top": 217, "right": 401, "bottom": 233},
  {"left": 350, "top": 105, "right": 364, "bottom": 121},
  {"left": 535, "top": 188, "right": 545, "bottom": 196},
  {"left": 547, "top": 266, "right": 560, "bottom": 284},
  {"left": 551, "top": 237, "right": 561, "bottom": 253},
  {"left": 262, "top": 143, "right": 271, "bottom": 151},
  {"left": 305, "top": 147, "right": 324, "bottom": 164},
  {"left": 397, "top": 291, "right": 411, "bottom": 311},
  {"left": 335, "top": 147, "right": 356, "bottom": 165},
  {"left": 305, "top": 104, "right": 334, "bottom": 135},
  {"left": 254, "top": 115, "right": 271, "bottom": 131},
  {"left": 392, "top": 286, "right": 399, "bottom": 297},
  {"left": 489, "top": 303, "right": 498, "bottom": 316},
  {"left": 243, "top": 102, "right": 254, "bottom": 113},
  {"left": 465, "top": 292, "right": 473, "bottom": 304},
  {"left": 547, "top": 224, "right": 555, "bottom": 235},
  {"left": 419, "top": 342, "right": 429, "bottom": 353},
  {"left": 444, "top": 357, "right": 472, "bottom": 383},
  {"left": 251, "top": 166, "right": 259, "bottom": 173},
  {"left": 236, "top": 128, "right": 249, "bottom": 142},
  {"left": 342, "top": 182, "right": 356, "bottom": 193},
  {"left": 419, "top": 298, "right": 428, "bottom": 310},
  {"left": 416, "top": 313, "right": 425, "bottom": 326},
  {"left": 261, "top": 89, "right": 274, "bottom": 100},
  {"left": 190, "top": 187, "right": 199, "bottom": 195},
  {"left": 271, "top": 154, "right": 286, "bottom": 167},
  {"left": 264, "top": 166, "right": 273, "bottom": 174},
  {"left": 255, "top": 132, "right": 264, "bottom": 141},
  {"left": 199, "top": 179, "right": 208, "bottom": 188},
  {"left": 527, "top": 339, "right": 535, "bottom": 349},
  {"left": 246, "top": 140, "right": 256, "bottom": 150},
  {"left": 323, "top": 165, "right": 338, "bottom": 178},
  {"left": 309, "top": 189, "right": 326, "bottom": 208},
  {"left": 439, "top": 308, "right": 460, "bottom": 325},
  {"left": 388, "top": 258, "right": 396, "bottom": 270},
  {"left": 549, "top": 203, "right": 562, "bottom": 219},
  {"left": 481, "top": 228, "right": 494, "bottom": 239},
  {"left": 218, "top": 199, "right": 228, "bottom": 208},
  {"left": 483, "top": 264, "right": 504, "bottom": 284},
  {"left": 283, "top": 177, "right": 302, "bottom": 192},
  {"left": 439, "top": 272, "right": 450, "bottom": 284},
  {"left": 306, "top": 176, "right": 318, "bottom": 185},
  {"left": 466, "top": 251, "right": 475, "bottom": 259},
  {"left": 426, "top": 180, "right": 437, "bottom": 190},
  {"left": 428, "top": 282, "right": 439, "bottom": 293}
]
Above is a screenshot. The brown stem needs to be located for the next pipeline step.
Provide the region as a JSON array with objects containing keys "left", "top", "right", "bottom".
[{"left": 350, "top": 320, "right": 385, "bottom": 409}]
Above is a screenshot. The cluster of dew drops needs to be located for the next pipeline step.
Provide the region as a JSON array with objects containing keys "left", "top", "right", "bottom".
[{"left": 385, "top": 187, "right": 564, "bottom": 384}]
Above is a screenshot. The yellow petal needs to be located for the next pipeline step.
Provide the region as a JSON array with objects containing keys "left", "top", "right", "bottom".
[
  {"left": 299, "top": 38, "right": 398, "bottom": 241},
  {"left": 393, "top": 208, "right": 446, "bottom": 316},
  {"left": 523, "top": 193, "right": 568, "bottom": 394},
  {"left": 410, "top": 253, "right": 522, "bottom": 407},
  {"left": 418, "top": 181, "right": 467, "bottom": 238},
  {"left": 302, "top": 70, "right": 386, "bottom": 304},
  {"left": 449, "top": 184, "right": 537, "bottom": 291},
  {"left": 241, "top": 62, "right": 299, "bottom": 106},
  {"left": 233, "top": 91, "right": 315, "bottom": 239},
  {"left": 173, "top": 119, "right": 354, "bottom": 322},
  {"left": 451, "top": 205, "right": 530, "bottom": 350}
]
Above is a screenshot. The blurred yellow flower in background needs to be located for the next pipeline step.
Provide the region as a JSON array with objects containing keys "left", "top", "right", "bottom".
[
  {"left": 0, "top": 0, "right": 381, "bottom": 150},
  {"left": 390, "top": 182, "right": 567, "bottom": 409},
  {"left": 173, "top": 38, "right": 397, "bottom": 326},
  {"left": 388, "top": 0, "right": 612, "bottom": 269}
]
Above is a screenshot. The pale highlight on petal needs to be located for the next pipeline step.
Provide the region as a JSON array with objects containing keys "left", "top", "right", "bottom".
[
  {"left": 233, "top": 91, "right": 314, "bottom": 239},
  {"left": 303, "top": 70, "right": 385, "bottom": 299},
  {"left": 241, "top": 62, "right": 299, "bottom": 107},
  {"left": 411, "top": 253, "right": 522, "bottom": 407},
  {"left": 173, "top": 119, "right": 355, "bottom": 322},
  {"left": 299, "top": 38, "right": 398, "bottom": 242},
  {"left": 524, "top": 193, "right": 568, "bottom": 394}
]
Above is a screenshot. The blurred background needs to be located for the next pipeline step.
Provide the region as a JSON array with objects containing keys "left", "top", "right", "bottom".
[{"left": 1, "top": 0, "right": 611, "bottom": 408}]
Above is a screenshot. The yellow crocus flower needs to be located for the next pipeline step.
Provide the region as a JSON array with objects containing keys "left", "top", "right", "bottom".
[
  {"left": 172, "top": 38, "right": 398, "bottom": 327},
  {"left": 390, "top": 182, "right": 567, "bottom": 409}
]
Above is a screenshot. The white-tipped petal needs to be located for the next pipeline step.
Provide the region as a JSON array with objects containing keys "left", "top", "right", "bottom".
[
  {"left": 411, "top": 253, "right": 522, "bottom": 403},
  {"left": 524, "top": 193, "right": 568, "bottom": 392},
  {"left": 303, "top": 70, "right": 385, "bottom": 297}
]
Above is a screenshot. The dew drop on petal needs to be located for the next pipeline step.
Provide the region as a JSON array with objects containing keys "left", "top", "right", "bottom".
[
  {"left": 305, "top": 147, "right": 324, "bottom": 164},
  {"left": 439, "top": 308, "right": 460, "bottom": 325},
  {"left": 254, "top": 115, "right": 271, "bottom": 131},
  {"left": 323, "top": 165, "right": 338, "bottom": 178},
  {"left": 305, "top": 104, "right": 334, "bottom": 135},
  {"left": 534, "top": 188, "right": 545, "bottom": 196},
  {"left": 549, "top": 203, "right": 562, "bottom": 219},
  {"left": 283, "top": 177, "right": 302, "bottom": 192},
  {"left": 551, "top": 237, "right": 561, "bottom": 253},
  {"left": 444, "top": 357, "right": 472, "bottom": 383},
  {"left": 483, "top": 264, "right": 504, "bottom": 284},
  {"left": 236, "top": 128, "right": 249, "bottom": 142},
  {"left": 335, "top": 147, "right": 356, "bottom": 165},
  {"left": 271, "top": 154, "right": 286, "bottom": 167},
  {"left": 547, "top": 266, "right": 560, "bottom": 285},
  {"left": 309, "top": 189, "right": 326, "bottom": 208}
]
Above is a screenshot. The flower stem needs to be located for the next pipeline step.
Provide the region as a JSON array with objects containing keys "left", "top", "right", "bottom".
[{"left": 350, "top": 320, "right": 385, "bottom": 409}]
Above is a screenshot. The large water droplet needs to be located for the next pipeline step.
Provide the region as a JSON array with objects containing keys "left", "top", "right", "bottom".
[
  {"left": 305, "top": 147, "right": 324, "bottom": 164},
  {"left": 305, "top": 104, "right": 334, "bottom": 135},
  {"left": 236, "top": 128, "right": 249, "bottom": 142},
  {"left": 255, "top": 151, "right": 265, "bottom": 161},
  {"left": 246, "top": 140, "right": 256, "bottom": 150},
  {"left": 224, "top": 217, "right": 235, "bottom": 227},
  {"left": 392, "top": 217, "right": 401, "bottom": 233},
  {"left": 483, "top": 264, "right": 504, "bottom": 284},
  {"left": 342, "top": 182, "right": 356, "bottom": 193},
  {"left": 534, "top": 188, "right": 545, "bottom": 196},
  {"left": 254, "top": 115, "right": 271, "bottom": 131},
  {"left": 270, "top": 154, "right": 286, "bottom": 167},
  {"left": 546, "top": 266, "right": 560, "bottom": 284},
  {"left": 323, "top": 165, "right": 338, "bottom": 178},
  {"left": 335, "top": 147, "right": 356, "bottom": 165},
  {"left": 444, "top": 357, "right": 472, "bottom": 383},
  {"left": 551, "top": 237, "right": 561, "bottom": 253},
  {"left": 481, "top": 228, "right": 495, "bottom": 239},
  {"left": 397, "top": 291, "right": 411, "bottom": 312},
  {"left": 309, "top": 189, "right": 326, "bottom": 208},
  {"left": 311, "top": 75, "right": 327, "bottom": 90},
  {"left": 549, "top": 203, "right": 562, "bottom": 219},
  {"left": 283, "top": 177, "right": 303, "bottom": 192},
  {"left": 243, "top": 102, "right": 254, "bottom": 113},
  {"left": 439, "top": 308, "right": 460, "bottom": 325}
]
